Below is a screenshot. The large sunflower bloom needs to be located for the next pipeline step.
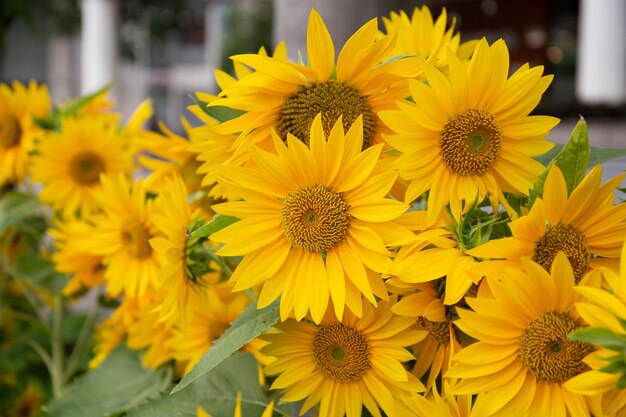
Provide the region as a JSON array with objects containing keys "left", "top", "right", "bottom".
[
  {"left": 447, "top": 253, "right": 597, "bottom": 416},
  {"left": 0, "top": 80, "right": 50, "bottom": 187},
  {"left": 261, "top": 298, "right": 425, "bottom": 417},
  {"left": 209, "top": 9, "right": 418, "bottom": 153},
  {"left": 381, "top": 38, "right": 559, "bottom": 223},
  {"left": 565, "top": 241, "right": 626, "bottom": 416},
  {"left": 211, "top": 115, "right": 412, "bottom": 323},
  {"left": 88, "top": 175, "right": 162, "bottom": 297},
  {"left": 30, "top": 115, "right": 134, "bottom": 217},
  {"left": 468, "top": 165, "right": 626, "bottom": 284}
]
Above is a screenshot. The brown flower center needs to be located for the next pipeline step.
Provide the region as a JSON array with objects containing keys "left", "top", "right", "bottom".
[
  {"left": 440, "top": 109, "right": 501, "bottom": 176},
  {"left": 281, "top": 185, "right": 351, "bottom": 253},
  {"left": 0, "top": 113, "right": 22, "bottom": 148},
  {"left": 69, "top": 151, "right": 106, "bottom": 185},
  {"left": 313, "top": 323, "right": 370, "bottom": 382},
  {"left": 532, "top": 224, "right": 590, "bottom": 284},
  {"left": 418, "top": 316, "right": 451, "bottom": 346},
  {"left": 277, "top": 80, "right": 376, "bottom": 149},
  {"left": 120, "top": 219, "right": 152, "bottom": 259},
  {"left": 518, "top": 310, "right": 593, "bottom": 383}
]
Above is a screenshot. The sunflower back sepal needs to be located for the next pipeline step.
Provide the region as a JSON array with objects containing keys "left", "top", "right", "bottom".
[{"left": 189, "top": 214, "right": 240, "bottom": 241}]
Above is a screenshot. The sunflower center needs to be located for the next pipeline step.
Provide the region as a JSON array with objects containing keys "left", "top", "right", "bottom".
[
  {"left": 69, "top": 151, "right": 106, "bottom": 185},
  {"left": 281, "top": 185, "right": 351, "bottom": 253},
  {"left": 0, "top": 113, "right": 22, "bottom": 148},
  {"left": 532, "top": 224, "right": 590, "bottom": 284},
  {"left": 518, "top": 310, "right": 593, "bottom": 383},
  {"left": 418, "top": 316, "right": 450, "bottom": 346},
  {"left": 440, "top": 109, "right": 501, "bottom": 176},
  {"left": 313, "top": 323, "right": 370, "bottom": 382},
  {"left": 120, "top": 220, "right": 152, "bottom": 259},
  {"left": 276, "top": 80, "right": 376, "bottom": 150}
]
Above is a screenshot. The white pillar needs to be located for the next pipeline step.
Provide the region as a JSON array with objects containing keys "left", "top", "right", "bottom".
[
  {"left": 81, "top": 0, "right": 117, "bottom": 95},
  {"left": 576, "top": 0, "right": 626, "bottom": 105}
]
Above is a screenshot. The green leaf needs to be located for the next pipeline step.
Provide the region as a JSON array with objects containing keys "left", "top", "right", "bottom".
[
  {"left": 59, "top": 83, "right": 111, "bottom": 117},
  {"left": 44, "top": 346, "right": 172, "bottom": 417},
  {"left": 130, "top": 353, "right": 292, "bottom": 417},
  {"left": 529, "top": 117, "right": 589, "bottom": 206},
  {"left": 14, "top": 253, "right": 69, "bottom": 294},
  {"left": 191, "top": 95, "right": 246, "bottom": 123},
  {"left": 599, "top": 359, "right": 626, "bottom": 375},
  {"left": 587, "top": 147, "right": 626, "bottom": 168},
  {"left": 617, "top": 374, "right": 626, "bottom": 390},
  {"left": 569, "top": 327, "right": 626, "bottom": 351},
  {"left": 172, "top": 300, "right": 280, "bottom": 394},
  {"left": 189, "top": 214, "right": 240, "bottom": 241},
  {"left": 0, "top": 191, "right": 42, "bottom": 235}
]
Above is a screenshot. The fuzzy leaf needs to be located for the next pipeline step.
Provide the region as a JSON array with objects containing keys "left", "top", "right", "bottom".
[
  {"left": 569, "top": 327, "right": 626, "bottom": 351},
  {"left": 130, "top": 353, "right": 292, "bottom": 417},
  {"left": 587, "top": 147, "right": 626, "bottom": 168},
  {"left": 529, "top": 117, "right": 589, "bottom": 206},
  {"left": 14, "top": 253, "right": 69, "bottom": 294},
  {"left": 192, "top": 96, "right": 246, "bottom": 123},
  {"left": 171, "top": 300, "right": 280, "bottom": 394},
  {"left": 44, "top": 346, "right": 172, "bottom": 417},
  {"left": 0, "top": 191, "right": 42, "bottom": 234}
]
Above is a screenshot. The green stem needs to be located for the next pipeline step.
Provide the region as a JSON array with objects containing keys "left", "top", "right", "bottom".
[
  {"left": 51, "top": 295, "right": 65, "bottom": 398},
  {"left": 206, "top": 250, "right": 233, "bottom": 277},
  {"left": 63, "top": 300, "right": 98, "bottom": 384}
]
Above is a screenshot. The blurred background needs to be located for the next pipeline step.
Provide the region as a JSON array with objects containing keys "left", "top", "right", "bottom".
[{"left": 1, "top": 0, "right": 625, "bottom": 150}]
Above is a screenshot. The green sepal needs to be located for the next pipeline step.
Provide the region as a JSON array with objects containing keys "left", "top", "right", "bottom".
[{"left": 568, "top": 327, "right": 626, "bottom": 351}]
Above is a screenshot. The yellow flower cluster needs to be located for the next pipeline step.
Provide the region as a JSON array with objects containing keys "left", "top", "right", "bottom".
[{"left": 1, "top": 4, "right": 626, "bottom": 417}]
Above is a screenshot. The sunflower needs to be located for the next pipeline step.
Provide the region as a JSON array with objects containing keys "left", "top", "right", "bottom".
[
  {"left": 166, "top": 280, "right": 249, "bottom": 375},
  {"left": 197, "top": 393, "right": 274, "bottom": 417},
  {"left": 381, "top": 38, "right": 559, "bottom": 224},
  {"left": 49, "top": 216, "right": 105, "bottom": 296},
  {"left": 261, "top": 298, "right": 425, "bottom": 417},
  {"left": 468, "top": 164, "right": 626, "bottom": 284},
  {"left": 564, "top": 241, "right": 626, "bottom": 415},
  {"left": 447, "top": 253, "right": 597, "bottom": 416},
  {"left": 30, "top": 115, "right": 134, "bottom": 217},
  {"left": 391, "top": 211, "right": 483, "bottom": 305},
  {"left": 149, "top": 174, "right": 223, "bottom": 326},
  {"left": 87, "top": 175, "right": 162, "bottom": 297},
  {"left": 390, "top": 279, "right": 463, "bottom": 391},
  {"left": 381, "top": 6, "right": 477, "bottom": 71},
  {"left": 209, "top": 9, "right": 418, "bottom": 155},
  {"left": 0, "top": 80, "right": 50, "bottom": 187},
  {"left": 89, "top": 306, "right": 127, "bottom": 368},
  {"left": 211, "top": 115, "right": 412, "bottom": 323}
]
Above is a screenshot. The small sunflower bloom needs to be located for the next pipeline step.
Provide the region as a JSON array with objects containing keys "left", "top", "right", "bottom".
[
  {"left": 30, "top": 115, "right": 134, "bottom": 217},
  {"left": 88, "top": 175, "right": 162, "bottom": 297},
  {"left": 212, "top": 115, "right": 412, "bottom": 323},
  {"left": 0, "top": 80, "right": 50, "bottom": 187},
  {"left": 468, "top": 164, "right": 626, "bottom": 283},
  {"left": 261, "top": 298, "right": 425, "bottom": 417},
  {"left": 381, "top": 38, "right": 559, "bottom": 223}
]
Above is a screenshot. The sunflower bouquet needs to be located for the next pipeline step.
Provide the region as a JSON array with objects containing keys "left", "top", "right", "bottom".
[{"left": 1, "top": 4, "right": 626, "bottom": 417}]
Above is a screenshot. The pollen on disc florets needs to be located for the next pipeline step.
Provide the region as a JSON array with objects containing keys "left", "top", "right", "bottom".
[
  {"left": 440, "top": 108, "right": 501, "bottom": 176},
  {"left": 0, "top": 113, "right": 22, "bottom": 148},
  {"left": 313, "top": 323, "right": 370, "bottom": 382},
  {"left": 281, "top": 184, "right": 351, "bottom": 253},
  {"left": 532, "top": 224, "right": 590, "bottom": 284},
  {"left": 277, "top": 80, "right": 376, "bottom": 150},
  {"left": 418, "top": 315, "right": 451, "bottom": 346},
  {"left": 518, "top": 310, "right": 594, "bottom": 383},
  {"left": 69, "top": 151, "right": 106, "bottom": 186}
]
